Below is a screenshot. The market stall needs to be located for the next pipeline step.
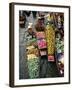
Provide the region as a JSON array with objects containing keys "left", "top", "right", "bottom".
[{"left": 19, "top": 11, "right": 64, "bottom": 79}]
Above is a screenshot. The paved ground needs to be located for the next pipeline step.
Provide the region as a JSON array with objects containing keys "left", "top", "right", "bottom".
[{"left": 19, "top": 12, "right": 60, "bottom": 79}]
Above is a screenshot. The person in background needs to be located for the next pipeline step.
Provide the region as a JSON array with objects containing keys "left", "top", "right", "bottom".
[{"left": 19, "top": 11, "right": 26, "bottom": 28}]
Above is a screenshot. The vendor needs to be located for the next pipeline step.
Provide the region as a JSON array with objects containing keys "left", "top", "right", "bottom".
[{"left": 27, "top": 23, "right": 36, "bottom": 38}]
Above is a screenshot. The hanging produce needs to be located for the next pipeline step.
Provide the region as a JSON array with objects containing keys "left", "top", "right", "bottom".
[{"left": 45, "top": 13, "right": 55, "bottom": 61}]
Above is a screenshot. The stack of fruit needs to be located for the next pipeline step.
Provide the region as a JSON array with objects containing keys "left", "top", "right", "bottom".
[{"left": 45, "top": 13, "right": 55, "bottom": 61}]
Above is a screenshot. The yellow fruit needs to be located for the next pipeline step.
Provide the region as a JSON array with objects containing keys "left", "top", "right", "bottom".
[
  {"left": 27, "top": 54, "right": 38, "bottom": 60},
  {"left": 46, "top": 25, "right": 55, "bottom": 55}
]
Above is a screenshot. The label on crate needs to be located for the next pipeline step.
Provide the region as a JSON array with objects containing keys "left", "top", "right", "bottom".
[
  {"left": 40, "top": 50, "right": 47, "bottom": 56},
  {"left": 48, "top": 55, "right": 55, "bottom": 62}
]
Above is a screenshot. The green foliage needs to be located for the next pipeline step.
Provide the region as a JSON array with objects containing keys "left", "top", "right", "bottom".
[{"left": 55, "top": 38, "right": 64, "bottom": 53}]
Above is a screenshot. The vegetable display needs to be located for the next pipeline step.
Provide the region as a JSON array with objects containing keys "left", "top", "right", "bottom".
[{"left": 27, "top": 57, "right": 39, "bottom": 78}]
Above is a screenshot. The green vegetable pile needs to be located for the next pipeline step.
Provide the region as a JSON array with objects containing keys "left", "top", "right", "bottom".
[
  {"left": 27, "top": 58, "right": 40, "bottom": 79},
  {"left": 55, "top": 38, "right": 64, "bottom": 53}
]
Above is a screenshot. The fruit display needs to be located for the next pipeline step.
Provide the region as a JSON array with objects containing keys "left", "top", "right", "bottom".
[
  {"left": 46, "top": 25, "right": 55, "bottom": 55},
  {"left": 26, "top": 47, "right": 39, "bottom": 56},
  {"left": 45, "top": 13, "right": 56, "bottom": 62},
  {"left": 27, "top": 54, "right": 38, "bottom": 60}
]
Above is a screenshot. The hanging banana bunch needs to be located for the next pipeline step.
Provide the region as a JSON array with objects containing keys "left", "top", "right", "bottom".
[
  {"left": 46, "top": 25, "right": 55, "bottom": 55},
  {"left": 45, "top": 13, "right": 55, "bottom": 61}
]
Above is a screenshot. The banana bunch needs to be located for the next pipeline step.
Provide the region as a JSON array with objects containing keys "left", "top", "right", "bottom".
[
  {"left": 26, "top": 45, "right": 35, "bottom": 50},
  {"left": 27, "top": 54, "right": 38, "bottom": 60},
  {"left": 26, "top": 48, "right": 39, "bottom": 56},
  {"left": 46, "top": 25, "right": 55, "bottom": 55}
]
